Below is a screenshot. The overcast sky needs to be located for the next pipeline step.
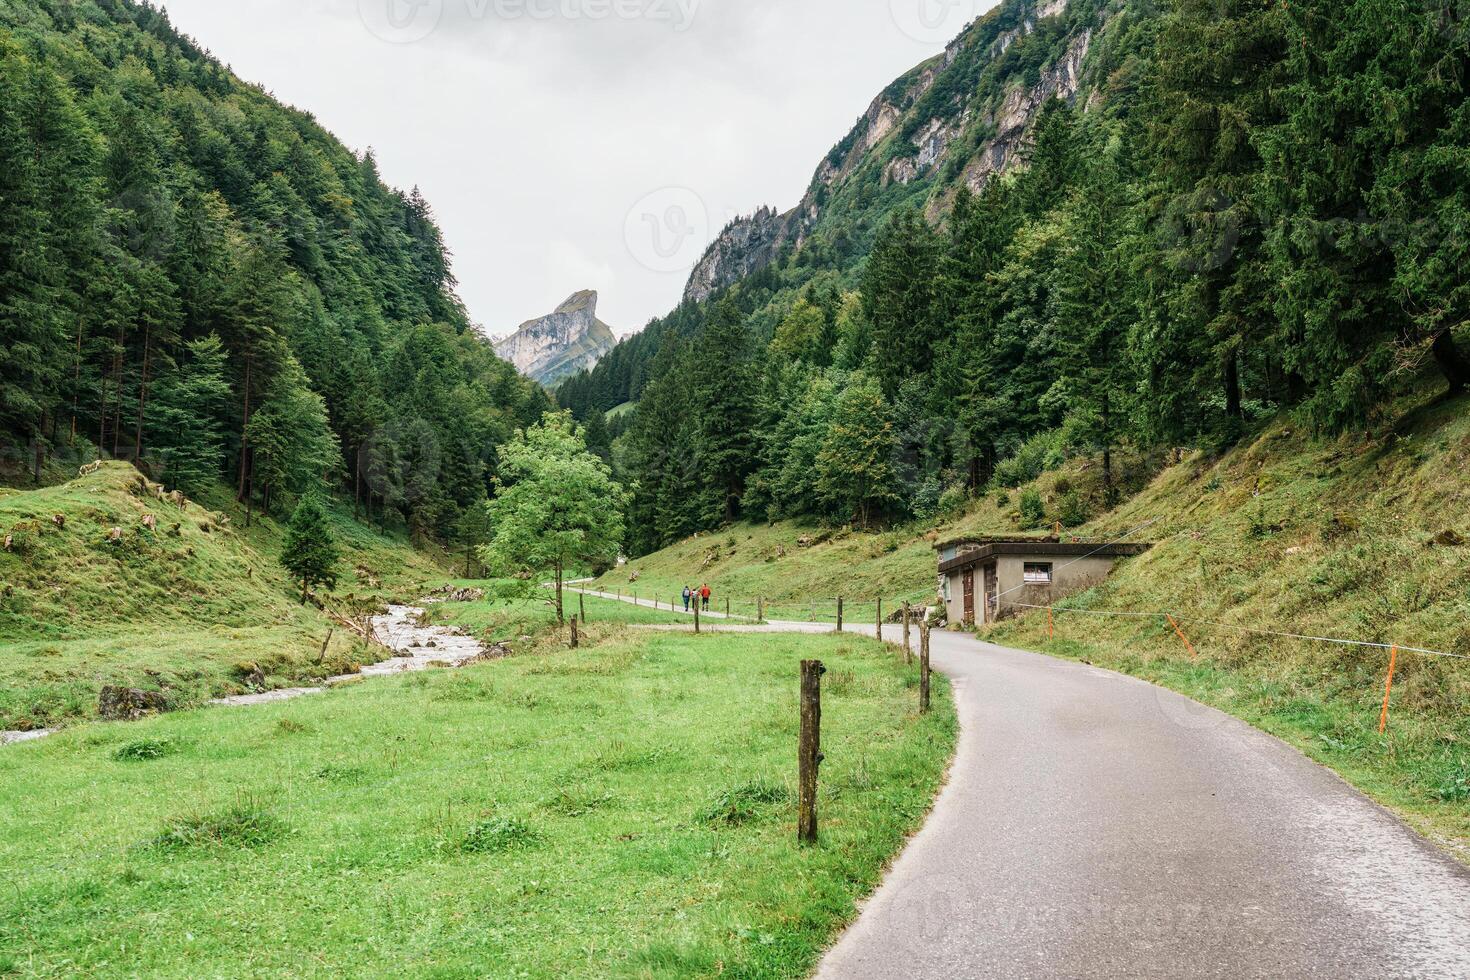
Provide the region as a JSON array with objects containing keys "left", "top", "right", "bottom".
[{"left": 158, "top": 0, "right": 999, "bottom": 334}]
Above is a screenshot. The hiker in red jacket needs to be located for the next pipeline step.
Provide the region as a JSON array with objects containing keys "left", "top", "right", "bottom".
[{"left": 700, "top": 584, "right": 711, "bottom": 612}]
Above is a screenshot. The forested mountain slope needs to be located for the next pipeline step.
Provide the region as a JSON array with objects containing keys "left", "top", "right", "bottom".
[
  {"left": 559, "top": 0, "right": 1136, "bottom": 422},
  {"left": 562, "top": 0, "right": 1470, "bottom": 559},
  {"left": 0, "top": 0, "right": 548, "bottom": 540}
]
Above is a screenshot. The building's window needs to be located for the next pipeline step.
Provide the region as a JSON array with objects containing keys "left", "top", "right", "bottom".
[{"left": 1023, "top": 563, "right": 1053, "bottom": 585}]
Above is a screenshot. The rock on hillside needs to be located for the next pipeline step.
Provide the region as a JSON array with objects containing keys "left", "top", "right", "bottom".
[
  {"left": 493, "top": 290, "right": 618, "bottom": 388},
  {"left": 683, "top": 0, "right": 1104, "bottom": 303}
]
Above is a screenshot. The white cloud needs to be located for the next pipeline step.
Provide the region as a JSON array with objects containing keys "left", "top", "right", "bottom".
[{"left": 159, "top": 0, "right": 999, "bottom": 334}]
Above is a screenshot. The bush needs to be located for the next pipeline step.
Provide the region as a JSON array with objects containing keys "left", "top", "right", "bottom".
[
  {"left": 910, "top": 476, "right": 943, "bottom": 521},
  {"left": 936, "top": 483, "right": 970, "bottom": 521},
  {"left": 994, "top": 430, "right": 1068, "bottom": 489},
  {"left": 1019, "top": 490, "right": 1046, "bottom": 529},
  {"left": 1436, "top": 765, "right": 1470, "bottom": 803},
  {"left": 461, "top": 816, "right": 540, "bottom": 854},
  {"left": 114, "top": 737, "right": 176, "bottom": 762},
  {"left": 1056, "top": 491, "right": 1090, "bottom": 528},
  {"left": 698, "top": 781, "right": 792, "bottom": 826},
  {"left": 149, "top": 802, "right": 287, "bottom": 850}
]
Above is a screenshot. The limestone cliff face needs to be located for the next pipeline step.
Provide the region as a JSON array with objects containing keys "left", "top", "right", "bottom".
[
  {"left": 493, "top": 290, "right": 617, "bottom": 388},
  {"left": 681, "top": 0, "right": 1100, "bottom": 303}
]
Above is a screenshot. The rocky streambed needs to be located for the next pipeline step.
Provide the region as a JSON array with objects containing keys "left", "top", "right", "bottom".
[
  {"left": 2, "top": 601, "right": 498, "bottom": 744},
  {"left": 212, "top": 603, "right": 497, "bottom": 705}
]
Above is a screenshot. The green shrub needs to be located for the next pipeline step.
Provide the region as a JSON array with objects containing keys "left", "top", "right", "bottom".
[
  {"left": 1436, "top": 766, "right": 1469, "bottom": 803},
  {"left": 1019, "top": 490, "right": 1046, "bottom": 529},
  {"left": 936, "top": 483, "right": 970, "bottom": 521},
  {"left": 461, "top": 816, "right": 540, "bottom": 854},
  {"left": 1056, "top": 491, "right": 1090, "bottom": 528},
  {"left": 114, "top": 737, "right": 176, "bottom": 762},
  {"left": 910, "top": 476, "right": 943, "bottom": 520},
  {"left": 149, "top": 803, "right": 287, "bottom": 850},
  {"left": 698, "top": 781, "right": 791, "bottom": 826},
  {"left": 994, "top": 429, "right": 1068, "bottom": 488}
]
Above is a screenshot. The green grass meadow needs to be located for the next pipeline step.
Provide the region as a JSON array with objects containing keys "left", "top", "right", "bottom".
[
  {"left": 0, "top": 630, "right": 956, "bottom": 978},
  {"left": 426, "top": 585, "right": 753, "bottom": 644}
]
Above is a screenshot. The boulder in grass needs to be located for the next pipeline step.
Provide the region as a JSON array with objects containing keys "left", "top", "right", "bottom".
[{"left": 98, "top": 686, "right": 168, "bottom": 721}]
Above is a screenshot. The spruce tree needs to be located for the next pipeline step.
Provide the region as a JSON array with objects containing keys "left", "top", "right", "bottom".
[
  {"left": 149, "top": 333, "right": 230, "bottom": 495},
  {"left": 689, "top": 299, "right": 757, "bottom": 525},
  {"left": 861, "top": 209, "right": 940, "bottom": 396},
  {"left": 280, "top": 493, "right": 339, "bottom": 602}
]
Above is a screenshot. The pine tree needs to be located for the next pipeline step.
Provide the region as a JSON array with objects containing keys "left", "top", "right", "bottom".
[
  {"left": 280, "top": 493, "right": 340, "bottom": 602},
  {"left": 1141, "top": 0, "right": 1289, "bottom": 441},
  {"left": 689, "top": 299, "right": 758, "bottom": 525},
  {"left": 149, "top": 333, "right": 230, "bottom": 495},
  {"left": 1050, "top": 132, "right": 1138, "bottom": 500},
  {"left": 861, "top": 209, "right": 940, "bottom": 396}
]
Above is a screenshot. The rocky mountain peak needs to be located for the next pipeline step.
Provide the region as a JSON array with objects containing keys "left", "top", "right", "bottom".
[{"left": 493, "top": 290, "right": 617, "bottom": 388}]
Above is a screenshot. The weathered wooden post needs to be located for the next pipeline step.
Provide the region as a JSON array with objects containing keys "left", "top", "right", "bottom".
[
  {"left": 570, "top": 616, "right": 580, "bottom": 650},
  {"left": 694, "top": 601, "right": 701, "bottom": 634},
  {"left": 758, "top": 597, "right": 765, "bottom": 622},
  {"left": 903, "top": 603, "right": 912, "bottom": 665},
  {"left": 579, "top": 592, "right": 586, "bottom": 624},
  {"left": 920, "top": 623, "right": 932, "bottom": 714},
  {"left": 836, "top": 597, "right": 844, "bottom": 633},
  {"left": 876, "top": 598, "right": 883, "bottom": 642},
  {"left": 798, "top": 659, "right": 824, "bottom": 845},
  {"left": 725, "top": 597, "right": 730, "bottom": 618}
]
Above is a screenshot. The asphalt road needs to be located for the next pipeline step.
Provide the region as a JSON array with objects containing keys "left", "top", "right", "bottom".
[
  {"left": 818, "top": 625, "right": 1470, "bottom": 979},
  {"left": 570, "top": 589, "right": 1470, "bottom": 976}
]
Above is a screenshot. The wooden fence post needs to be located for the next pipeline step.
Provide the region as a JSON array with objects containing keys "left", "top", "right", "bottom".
[
  {"left": 570, "top": 616, "right": 580, "bottom": 650},
  {"left": 726, "top": 597, "right": 731, "bottom": 618},
  {"left": 798, "top": 659, "right": 824, "bottom": 845},
  {"left": 694, "top": 601, "right": 701, "bottom": 634},
  {"left": 920, "top": 623, "right": 931, "bottom": 714},
  {"left": 579, "top": 592, "right": 586, "bottom": 625},
  {"left": 836, "top": 597, "right": 844, "bottom": 633},
  {"left": 758, "top": 597, "right": 765, "bottom": 622},
  {"left": 876, "top": 598, "right": 883, "bottom": 642},
  {"left": 902, "top": 603, "right": 912, "bottom": 665}
]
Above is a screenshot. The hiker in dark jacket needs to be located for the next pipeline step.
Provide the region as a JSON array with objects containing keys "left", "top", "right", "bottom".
[{"left": 682, "top": 586, "right": 693, "bottom": 613}]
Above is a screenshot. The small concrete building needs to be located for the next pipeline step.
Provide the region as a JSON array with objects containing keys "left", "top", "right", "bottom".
[{"left": 935, "top": 538, "right": 1152, "bottom": 627}]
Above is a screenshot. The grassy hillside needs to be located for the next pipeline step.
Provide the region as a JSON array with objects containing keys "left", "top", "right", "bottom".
[
  {"left": 0, "top": 462, "right": 447, "bottom": 729},
  {"left": 1, "top": 629, "right": 955, "bottom": 978},
  {"left": 606, "top": 386, "right": 1470, "bottom": 860}
]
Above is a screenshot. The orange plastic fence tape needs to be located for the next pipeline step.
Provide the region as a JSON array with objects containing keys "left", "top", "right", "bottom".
[
  {"left": 1166, "top": 614, "right": 1199, "bottom": 661},
  {"left": 1048, "top": 606, "right": 1055, "bottom": 641},
  {"left": 1379, "top": 645, "right": 1400, "bottom": 735}
]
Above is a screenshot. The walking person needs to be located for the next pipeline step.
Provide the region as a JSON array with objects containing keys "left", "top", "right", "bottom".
[
  {"left": 682, "top": 585, "right": 692, "bottom": 613},
  {"left": 701, "top": 583, "right": 711, "bottom": 612}
]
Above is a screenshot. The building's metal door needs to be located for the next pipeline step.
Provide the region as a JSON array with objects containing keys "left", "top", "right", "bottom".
[
  {"left": 984, "top": 563, "right": 998, "bottom": 623},
  {"left": 962, "top": 569, "right": 975, "bottom": 625}
]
